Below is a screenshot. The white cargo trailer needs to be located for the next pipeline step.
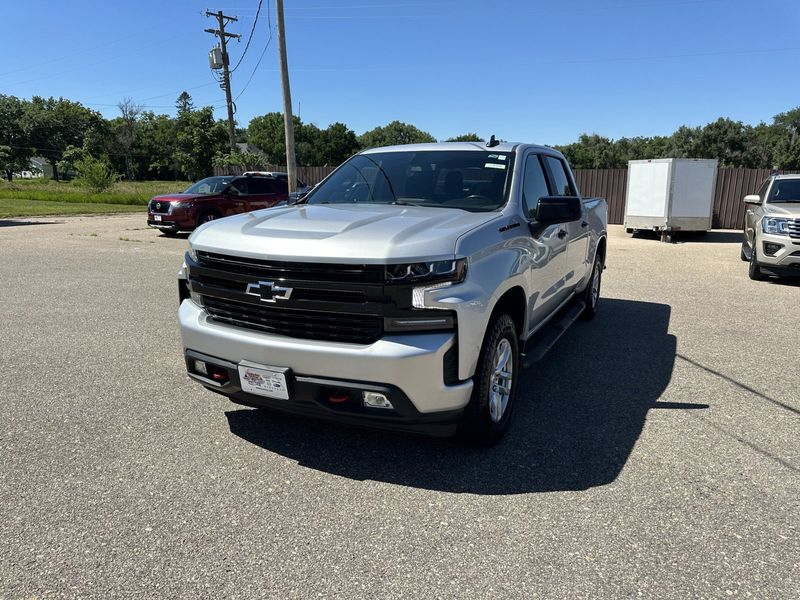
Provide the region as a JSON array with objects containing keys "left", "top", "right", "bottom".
[{"left": 624, "top": 158, "right": 718, "bottom": 242}]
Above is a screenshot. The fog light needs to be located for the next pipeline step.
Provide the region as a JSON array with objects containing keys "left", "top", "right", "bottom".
[
  {"left": 763, "top": 242, "right": 783, "bottom": 256},
  {"left": 194, "top": 360, "right": 208, "bottom": 375},
  {"left": 362, "top": 391, "right": 393, "bottom": 409}
]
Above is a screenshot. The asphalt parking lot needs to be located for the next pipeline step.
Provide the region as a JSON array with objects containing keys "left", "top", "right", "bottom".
[{"left": 1, "top": 214, "right": 798, "bottom": 599}]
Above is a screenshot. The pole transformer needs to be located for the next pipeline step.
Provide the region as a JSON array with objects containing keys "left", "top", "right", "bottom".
[{"left": 205, "top": 10, "right": 240, "bottom": 152}]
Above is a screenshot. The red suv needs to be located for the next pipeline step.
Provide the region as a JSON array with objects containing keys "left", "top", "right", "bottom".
[{"left": 147, "top": 175, "right": 289, "bottom": 234}]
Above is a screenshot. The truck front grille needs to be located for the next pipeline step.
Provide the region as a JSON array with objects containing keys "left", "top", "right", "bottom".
[
  {"left": 187, "top": 252, "right": 391, "bottom": 344},
  {"left": 788, "top": 219, "right": 800, "bottom": 240},
  {"left": 203, "top": 297, "right": 383, "bottom": 344}
]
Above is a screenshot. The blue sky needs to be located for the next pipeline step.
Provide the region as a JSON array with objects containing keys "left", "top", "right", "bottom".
[{"left": 5, "top": 0, "right": 800, "bottom": 145}]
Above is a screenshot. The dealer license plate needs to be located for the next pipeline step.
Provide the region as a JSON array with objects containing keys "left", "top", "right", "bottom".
[{"left": 237, "top": 362, "right": 290, "bottom": 400}]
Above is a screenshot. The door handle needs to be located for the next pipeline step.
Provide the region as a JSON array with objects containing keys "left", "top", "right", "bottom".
[
  {"left": 581, "top": 221, "right": 588, "bottom": 228},
  {"left": 557, "top": 229, "right": 567, "bottom": 239}
]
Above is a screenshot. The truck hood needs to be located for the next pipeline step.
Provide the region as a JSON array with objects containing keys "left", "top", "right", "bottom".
[
  {"left": 189, "top": 203, "right": 502, "bottom": 263},
  {"left": 764, "top": 203, "right": 800, "bottom": 218}
]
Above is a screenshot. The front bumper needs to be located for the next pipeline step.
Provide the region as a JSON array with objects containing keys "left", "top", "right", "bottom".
[
  {"left": 179, "top": 299, "right": 473, "bottom": 418},
  {"left": 185, "top": 349, "right": 464, "bottom": 436},
  {"left": 757, "top": 232, "right": 800, "bottom": 276},
  {"left": 147, "top": 210, "right": 195, "bottom": 231}
]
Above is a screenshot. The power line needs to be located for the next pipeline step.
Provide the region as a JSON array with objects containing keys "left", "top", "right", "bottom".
[
  {"left": 235, "top": 2, "right": 273, "bottom": 101},
  {"left": 230, "top": 0, "right": 263, "bottom": 74}
]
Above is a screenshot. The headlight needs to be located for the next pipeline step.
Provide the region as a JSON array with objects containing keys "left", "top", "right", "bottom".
[
  {"left": 173, "top": 201, "right": 193, "bottom": 209},
  {"left": 762, "top": 217, "right": 790, "bottom": 235},
  {"left": 386, "top": 259, "right": 467, "bottom": 285},
  {"left": 186, "top": 246, "right": 199, "bottom": 263}
]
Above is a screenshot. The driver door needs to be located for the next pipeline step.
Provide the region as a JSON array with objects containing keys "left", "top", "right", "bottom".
[{"left": 521, "top": 153, "right": 571, "bottom": 332}]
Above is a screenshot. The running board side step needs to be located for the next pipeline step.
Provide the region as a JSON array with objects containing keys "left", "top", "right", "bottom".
[{"left": 521, "top": 300, "right": 586, "bottom": 368}]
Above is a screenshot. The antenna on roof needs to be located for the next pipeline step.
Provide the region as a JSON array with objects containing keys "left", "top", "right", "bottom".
[{"left": 486, "top": 135, "right": 500, "bottom": 148}]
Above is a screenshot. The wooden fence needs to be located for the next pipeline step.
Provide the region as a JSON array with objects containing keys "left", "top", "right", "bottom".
[
  {"left": 215, "top": 164, "right": 792, "bottom": 230},
  {"left": 214, "top": 164, "right": 335, "bottom": 186}
]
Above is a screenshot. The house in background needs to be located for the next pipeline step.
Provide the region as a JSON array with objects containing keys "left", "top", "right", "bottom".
[{"left": 16, "top": 157, "right": 53, "bottom": 179}]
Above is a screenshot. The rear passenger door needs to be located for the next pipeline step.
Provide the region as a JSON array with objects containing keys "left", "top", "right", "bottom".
[
  {"left": 245, "top": 178, "right": 279, "bottom": 210},
  {"left": 543, "top": 155, "right": 589, "bottom": 292}
]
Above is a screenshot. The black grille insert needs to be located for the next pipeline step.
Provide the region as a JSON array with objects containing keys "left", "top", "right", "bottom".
[{"left": 203, "top": 296, "right": 383, "bottom": 344}]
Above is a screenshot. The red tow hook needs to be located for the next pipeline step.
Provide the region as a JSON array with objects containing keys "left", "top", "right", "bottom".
[{"left": 328, "top": 392, "right": 349, "bottom": 404}]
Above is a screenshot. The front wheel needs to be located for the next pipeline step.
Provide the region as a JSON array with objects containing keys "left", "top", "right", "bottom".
[
  {"left": 458, "top": 314, "right": 519, "bottom": 445},
  {"left": 748, "top": 242, "right": 766, "bottom": 281},
  {"left": 197, "top": 211, "right": 220, "bottom": 227}
]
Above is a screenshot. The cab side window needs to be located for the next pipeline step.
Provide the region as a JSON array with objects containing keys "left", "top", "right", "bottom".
[
  {"left": 248, "top": 178, "right": 275, "bottom": 194},
  {"left": 522, "top": 155, "right": 551, "bottom": 219},
  {"left": 543, "top": 156, "right": 575, "bottom": 196},
  {"left": 229, "top": 179, "right": 248, "bottom": 195}
]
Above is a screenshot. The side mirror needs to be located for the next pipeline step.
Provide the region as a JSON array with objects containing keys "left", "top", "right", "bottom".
[
  {"left": 743, "top": 194, "right": 761, "bottom": 205},
  {"left": 534, "top": 196, "right": 582, "bottom": 225}
]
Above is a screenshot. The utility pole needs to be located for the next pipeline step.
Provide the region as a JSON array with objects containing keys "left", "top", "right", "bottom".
[
  {"left": 275, "top": 0, "right": 297, "bottom": 193},
  {"left": 205, "top": 10, "right": 240, "bottom": 152}
]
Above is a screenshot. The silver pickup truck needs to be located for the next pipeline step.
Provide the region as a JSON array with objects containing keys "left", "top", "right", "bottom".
[{"left": 178, "top": 142, "right": 608, "bottom": 444}]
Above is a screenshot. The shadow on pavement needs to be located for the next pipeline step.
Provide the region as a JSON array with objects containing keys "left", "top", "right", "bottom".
[
  {"left": 226, "top": 298, "right": 682, "bottom": 494},
  {"left": 0, "top": 219, "right": 60, "bottom": 228},
  {"left": 632, "top": 230, "right": 743, "bottom": 244}
]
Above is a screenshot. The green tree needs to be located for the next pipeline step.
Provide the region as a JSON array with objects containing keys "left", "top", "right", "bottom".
[
  {"left": 114, "top": 97, "right": 142, "bottom": 179},
  {"left": 176, "top": 91, "right": 195, "bottom": 116},
  {"left": 74, "top": 155, "right": 118, "bottom": 192},
  {"left": 769, "top": 107, "right": 800, "bottom": 169},
  {"left": 174, "top": 106, "right": 228, "bottom": 179},
  {"left": 446, "top": 133, "right": 484, "bottom": 142},
  {"left": 0, "top": 95, "right": 34, "bottom": 180},
  {"left": 247, "top": 112, "right": 330, "bottom": 166},
  {"left": 317, "top": 122, "right": 360, "bottom": 165},
  {"left": 136, "top": 112, "right": 179, "bottom": 179},
  {"left": 358, "top": 120, "right": 436, "bottom": 149},
  {"left": 248, "top": 112, "right": 293, "bottom": 164},
  {"left": 56, "top": 145, "right": 88, "bottom": 177},
  {"left": 24, "top": 96, "right": 103, "bottom": 180}
]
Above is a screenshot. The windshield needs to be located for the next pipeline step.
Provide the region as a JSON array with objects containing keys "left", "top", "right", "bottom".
[
  {"left": 183, "top": 176, "right": 233, "bottom": 195},
  {"left": 767, "top": 179, "right": 800, "bottom": 203},
  {"left": 306, "top": 150, "right": 514, "bottom": 212}
]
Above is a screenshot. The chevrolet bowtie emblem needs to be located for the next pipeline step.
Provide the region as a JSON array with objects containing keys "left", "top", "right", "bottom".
[{"left": 245, "top": 280, "right": 293, "bottom": 303}]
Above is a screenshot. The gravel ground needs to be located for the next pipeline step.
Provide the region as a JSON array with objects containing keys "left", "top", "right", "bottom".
[{"left": 1, "top": 214, "right": 797, "bottom": 599}]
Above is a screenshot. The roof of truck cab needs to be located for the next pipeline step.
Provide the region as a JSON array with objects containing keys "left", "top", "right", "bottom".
[
  {"left": 359, "top": 142, "right": 562, "bottom": 156},
  {"left": 771, "top": 173, "right": 800, "bottom": 180}
]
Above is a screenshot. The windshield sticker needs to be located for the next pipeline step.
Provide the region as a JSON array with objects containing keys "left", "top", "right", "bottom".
[
  {"left": 488, "top": 154, "right": 498, "bottom": 159},
  {"left": 485, "top": 163, "right": 506, "bottom": 170},
  {"left": 497, "top": 155, "right": 507, "bottom": 160}
]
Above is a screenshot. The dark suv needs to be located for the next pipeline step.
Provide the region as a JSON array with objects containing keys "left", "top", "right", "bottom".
[{"left": 147, "top": 175, "right": 289, "bottom": 234}]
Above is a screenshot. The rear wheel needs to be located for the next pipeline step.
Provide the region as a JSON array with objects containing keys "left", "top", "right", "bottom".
[
  {"left": 458, "top": 314, "right": 519, "bottom": 445},
  {"left": 580, "top": 253, "right": 603, "bottom": 320}
]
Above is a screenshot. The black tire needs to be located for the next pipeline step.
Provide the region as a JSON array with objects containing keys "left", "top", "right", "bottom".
[
  {"left": 625, "top": 228, "right": 634, "bottom": 235},
  {"left": 740, "top": 242, "right": 749, "bottom": 262},
  {"left": 198, "top": 211, "right": 220, "bottom": 227},
  {"left": 580, "top": 252, "right": 603, "bottom": 320},
  {"left": 458, "top": 314, "right": 519, "bottom": 446},
  {"left": 748, "top": 242, "right": 766, "bottom": 281}
]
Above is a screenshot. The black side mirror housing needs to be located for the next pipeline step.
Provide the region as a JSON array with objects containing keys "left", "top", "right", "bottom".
[{"left": 535, "top": 196, "right": 582, "bottom": 225}]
